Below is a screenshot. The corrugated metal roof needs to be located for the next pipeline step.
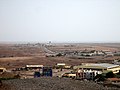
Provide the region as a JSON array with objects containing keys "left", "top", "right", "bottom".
[
  {"left": 74, "top": 63, "right": 119, "bottom": 69},
  {"left": 87, "top": 63, "right": 119, "bottom": 69},
  {"left": 26, "top": 65, "right": 43, "bottom": 68}
]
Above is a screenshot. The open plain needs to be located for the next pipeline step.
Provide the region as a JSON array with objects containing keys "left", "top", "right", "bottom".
[
  {"left": 0, "top": 43, "right": 120, "bottom": 69},
  {"left": 0, "top": 43, "right": 120, "bottom": 90}
]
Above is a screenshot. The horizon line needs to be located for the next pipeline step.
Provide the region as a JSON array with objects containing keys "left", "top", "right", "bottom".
[{"left": 0, "top": 41, "right": 120, "bottom": 44}]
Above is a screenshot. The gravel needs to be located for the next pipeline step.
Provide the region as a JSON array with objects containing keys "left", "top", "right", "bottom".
[{"left": 1, "top": 77, "right": 119, "bottom": 90}]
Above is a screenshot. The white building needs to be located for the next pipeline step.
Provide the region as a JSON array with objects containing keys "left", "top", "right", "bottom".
[
  {"left": 26, "top": 65, "right": 43, "bottom": 70},
  {"left": 76, "top": 69, "right": 102, "bottom": 80},
  {"left": 57, "top": 63, "right": 66, "bottom": 66}
]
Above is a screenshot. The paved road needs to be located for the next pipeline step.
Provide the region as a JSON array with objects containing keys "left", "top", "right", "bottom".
[{"left": 40, "top": 44, "right": 58, "bottom": 54}]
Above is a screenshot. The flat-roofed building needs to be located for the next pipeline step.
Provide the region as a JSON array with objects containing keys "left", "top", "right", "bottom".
[
  {"left": 74, "top": 63, "right": 120, "bottom": 74},
  {"left": 57, "top": 63, "right": 66, "bottom": 66},
  {"left": 26, "top": 65, "right": 43, "bottom": 70},
  {"left": 26, "top": 65, "right": 43, "bottom": 68}
]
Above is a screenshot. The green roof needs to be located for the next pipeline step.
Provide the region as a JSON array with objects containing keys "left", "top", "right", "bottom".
[
  {"left": 73, "top": 63, "right": 119, "bottom": 70},
  {"left": 73, "top": 65, "right": 106, "bottom": 70}
]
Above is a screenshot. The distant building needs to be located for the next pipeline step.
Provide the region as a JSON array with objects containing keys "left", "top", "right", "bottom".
[
  {"left": 42, "top": 67, "right": 52, "bottom": 77},
  {"left": 46, "top": 53, "right": 59, "bottom": 57},
  {"left": 57, "top": 63, "right": 66, "bottom": 66},
  {"left": 55, "top": 63, "right": 71, "bottom": 69},
  {"left": 0, "top": 68, "right": 6, "bottom": 73},
  {"left": 55, "top": 63, "right": 66, "bottom": 69},
  {"left": 114, "top": 52, "right": 120, "bottom": 56},
  {"left": 73, "top": 63, "right": 120, "bottom": 74},
  {"left": 76, "top": 69, "right": 102, "bottom": 80},
  {"left": 26, "top": 65, "right": 43, "bottom": 70},
  {"left": 62, "top": 73, "right": 76, "bottom": 78},
  {"left": 113, "top": 60, "right": 120, "bottom": 65},
  {"left": 96, "top": 51, "right": 105, "bottom": 56},
  {"left": 103, "top": 50, "right": 114, "bottom": 56},
  {"left": 80, "top": 50, "right": 104, "bottom": 56}
]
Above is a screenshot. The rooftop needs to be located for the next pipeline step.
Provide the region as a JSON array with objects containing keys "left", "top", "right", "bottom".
[
  {"left": 74, "top": 63, "right": 120, "bottom": 69},
  {"left": 85, "top": 63, "right": 119, "bottom": 69},
  {"left": 26, "top": 65, "right": 43, "bottom": 68}
]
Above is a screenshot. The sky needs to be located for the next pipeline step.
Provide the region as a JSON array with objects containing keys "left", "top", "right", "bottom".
[{"left": 0, "top": 0, "right": 120, "bottom": 43}]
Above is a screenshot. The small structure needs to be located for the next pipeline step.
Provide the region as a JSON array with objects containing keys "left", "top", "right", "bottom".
[
  {"left": 114, "top": 52, "right": 120, "bottom": 56},
  {"left": 55, "top": 63, "right": 71, "bottom": 69},
  {"left": 57, "top": 63, "right": 66, "bottom": 66},
  {"left": 0, "top": 68, "right": 6, "bottom": 73},
  {"left": 46, "top": 53, "right": 58, "bottom": 57},
  {"left": 64, "top": 65, "right": 71, "bottom": 69},
  {"left": 62, "top": 73, "right": 76, "bottom": 78},
  {"left": 96, "top": 51, "right": 105, "bottom": 56},
  {"left": 42, "top": 67, "right": 52, "bottom": 77},
  {"left": 25, "top": 65, "right": 43, "bottom": 70},
  {"left": 113, "top": 60, "right": 120, "bottom": 65},
  {"left": 55, "top": 63, "right": 66, "bottom": 69},
  {"left": 103, "top": 50, "right": 114, "bottom": 57},
  {"left": 34, "top": 72, "right": 41, "bottom": 78},
  {"left": 33, "top": 67, "right": 52, "bottom": 78}
]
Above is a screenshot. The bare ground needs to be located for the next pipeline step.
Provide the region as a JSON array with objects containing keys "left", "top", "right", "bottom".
[
  {"left": 0, "top": 43, "right": 120, "bottom": 69},
  {"left": 0, "top": 77, "right": 110, "bottom": 90}
]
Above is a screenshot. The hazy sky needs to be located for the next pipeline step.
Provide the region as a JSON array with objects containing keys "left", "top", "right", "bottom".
[{"left": 0, "top": 0, "right": 120, "bottom": 43}]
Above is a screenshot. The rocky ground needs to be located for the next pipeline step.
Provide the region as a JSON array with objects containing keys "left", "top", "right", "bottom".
[{"left": 0, "top": 77, "right": 119, "bottom": 90}]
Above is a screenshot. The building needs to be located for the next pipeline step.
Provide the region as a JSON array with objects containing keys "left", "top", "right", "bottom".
[
  {"left": 0, "top": 68, "right": 6, "bottom": 73},
  {"left": 73, "top": 63, "right": 120, "bottom": 74},
  {"left": 42, "top": 67, "right": 52, "bottom": 77},
  {"left": 25, "top": 65, "right": 43, "bottom": 70},
  {"left": 55, "top": 63, "right": 66, "bottom": 69},
  {"left": 103, "top": 50, "right": 114, "bottom": 56},
  {"left": 96, "top": 51, "right": 105, "bottom": 56},
  {"left": 46, "top": 53, "right": 58, "bottom": 57},
  {"left": 64, "top": 65, "right": 71, "bottom": 69},
  {"left": 62, "top": 73, "right": 76, "bottom": 78},
  {"left": 55, "top": 63, "right": 71, "bottom": 69},
  {"left": 57, "top": 63, "right": 66, "bottom": 66},
  {"left": 113, "top": 60, "right": 120, "bottom": 65},
  {"left": 76, "top": 69, "right": 102, "bottom": 80},
  {"left": 114, "top": 52, "right": 120, "bottom": 56}
]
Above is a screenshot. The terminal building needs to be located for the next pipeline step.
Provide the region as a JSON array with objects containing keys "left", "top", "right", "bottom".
[
  {"left": 74, "top": 63, "right": 120, "bottom": 74},
  {"left": 74, "top": 63, "right": 120, "bottom": 80}
]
